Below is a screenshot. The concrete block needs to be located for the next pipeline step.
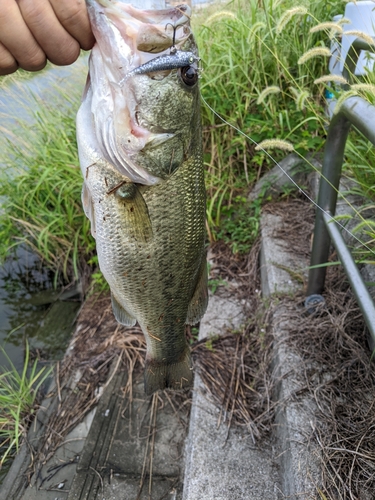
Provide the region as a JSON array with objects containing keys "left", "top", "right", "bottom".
[
  {"left": 248, "top": 153, "right": 321, "bottom": 203},
  {"left": 261, "top": 210, "right": 321, "bottom": 499},
  {"left": 260, "top": 213, "right": 308, "bottom": 297}
]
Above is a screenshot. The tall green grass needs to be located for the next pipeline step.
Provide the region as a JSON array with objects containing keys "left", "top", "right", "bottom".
[
  {"left": 0, "top": 86, "right": 95, "bottom": 283},
  {"left": 196, "top": 0, "right": 375, "bottom": 256}
]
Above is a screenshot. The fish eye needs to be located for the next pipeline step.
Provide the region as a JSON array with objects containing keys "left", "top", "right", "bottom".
[{"left": 179, "top": 65, "right": 198, "bottom": 87}]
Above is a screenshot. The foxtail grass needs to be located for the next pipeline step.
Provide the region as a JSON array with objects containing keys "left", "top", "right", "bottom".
[
  {"left": 197, "top": 0, "right": 375, "bottom": 259},
  {"left": 196, "top": 0, "right": 344, "bottom": 248}
]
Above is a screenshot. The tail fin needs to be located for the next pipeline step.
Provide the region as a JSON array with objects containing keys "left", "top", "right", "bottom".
[{"left": 144, "top": 348, "right": 193, "bottom": 395}]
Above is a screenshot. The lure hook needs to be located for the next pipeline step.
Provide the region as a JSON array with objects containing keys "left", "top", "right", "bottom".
[{"left": 165, "top": 22, "right": 177, "bottom": 54}]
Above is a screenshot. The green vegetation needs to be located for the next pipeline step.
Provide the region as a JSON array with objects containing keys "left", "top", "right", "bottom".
[
  {"left": 343, "top": 134, "right": 375, "bottom": 262},
  {"left": 195, "top": 0, "right": 375, "bottom": 257},
  {"left": 0, "top": 343, "right": 52, "bottom": 469},
  {"left": 1, "top": 0, "right": 375, "bottom": 277},
  {"left": 0, "top": 87, "right": 94, "bottom": 283},
  {"left": 195, "top": 0, "right": 341, "bottom": 246}
]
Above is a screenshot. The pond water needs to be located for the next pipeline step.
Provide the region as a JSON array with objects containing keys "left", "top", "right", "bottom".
[
  {"left": 0, "top": 58, "right": 88, "bottom": 371},
  {"left": 0, "top": 247, "right": 81, "bottom": 371}
]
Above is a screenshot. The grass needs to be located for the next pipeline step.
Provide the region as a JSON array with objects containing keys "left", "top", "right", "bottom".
[
  {"left": 0, "top": 67, "right": 93, "bottom": 474},
  {"left": 195, "top": 0, "right": 375, "bottom": 258},
  {"left": 0, "top": 342, "right": 52, "bottom": 469},
  {"left": 0, "top": 79, "right": 95, "bottom": 284},
  {"left": 0, "top": 0, "right": 374, "bottom": 272},
  {"left": 194, "top": 0, "right": 340, "bottom": 246}
]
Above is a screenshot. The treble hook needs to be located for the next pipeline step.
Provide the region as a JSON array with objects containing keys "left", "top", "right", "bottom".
[{"left": 165, "top": 22, "right": 177, "bottom": 54}]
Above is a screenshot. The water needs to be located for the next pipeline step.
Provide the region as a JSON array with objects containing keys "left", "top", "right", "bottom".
[
  {"left": 0, "top": 59, "right": 88, "bottom": 371},
  {"left": 0, "top": 247, "right": 81, "bottom": 371}
]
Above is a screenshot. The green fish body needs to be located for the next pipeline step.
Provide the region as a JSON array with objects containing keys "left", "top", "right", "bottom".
[{"left": 77, "top": 0, "right": 207, "bottom": 394}]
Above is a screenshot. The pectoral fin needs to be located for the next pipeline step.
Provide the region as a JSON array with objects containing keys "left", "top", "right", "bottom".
[
  {"left": 111, "top": 293, "right": 136, "bottom": 327},
  {"left": 186, "top": 257, "right": 208, "bottom": 325},
  {"left": 112, "top": 183, "right": 153, "bottom": 243}
]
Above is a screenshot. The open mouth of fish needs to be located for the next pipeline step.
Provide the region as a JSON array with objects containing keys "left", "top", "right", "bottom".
[{"left": 85, "top": 0, "right": 200, "bottom": 185}]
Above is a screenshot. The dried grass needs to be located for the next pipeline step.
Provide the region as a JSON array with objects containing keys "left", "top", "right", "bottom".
[
  {"left": 201, "top": 200, "right": 375, "bottom": 498},
  {"left": 192, "top": 238, "right": 276, "bottom": 442},
  {"left": 192, "top": 318, "right": 275, "bottom": 443},
  {"left": 261, "top": 199, "right": 375, "bottom": 498},
  {"left": 26, "top": 293, "right": 147, "bottom": 477},
  {"left": 281, "top": 260, "right": 375, "bottom": 499},
  {"left": 262, "top": 197, "right": 315, "bottom": 258}
]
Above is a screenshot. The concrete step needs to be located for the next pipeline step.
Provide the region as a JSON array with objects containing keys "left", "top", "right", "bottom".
[
  {"left": 67, "top": 363, "right": 186, "bottom": 500},
  {"left": 261, "top": 210, "right": 321, "bottom": 498},
  {"left": 1, "top": 359, "right": 188, "bottom": 500}
]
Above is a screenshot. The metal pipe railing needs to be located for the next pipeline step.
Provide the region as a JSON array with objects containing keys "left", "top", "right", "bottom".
[
  {"left": 306, "top": 38, "right": 375, "bottom": 349},
  {"left": 322, "top": 211, "right": 375, "bottom": 341}
]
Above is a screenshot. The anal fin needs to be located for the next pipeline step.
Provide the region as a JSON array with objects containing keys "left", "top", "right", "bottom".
[{"left": 111, "top": 293, "right": 136, "bottom": 327}]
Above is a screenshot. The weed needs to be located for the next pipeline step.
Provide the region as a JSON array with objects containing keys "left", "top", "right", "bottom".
[
  {"left": 205, "top": 337, "right": 217, "bottom": 351},
  {"left": 196, "top": 0, "right": 343, "bottom": 248},
  {"left": 87, "top": 256, "right": 109, "bottom": 294},
  {"left": 197, "top": 0, "right": 375, "bottom": 259},
  {"left": 0, "top": 86, "right": 95, "bottom": 283},
  {"left": 0, "top": 342, "right": 52, "bottom": 469},
  {"left": 208, "top": 276, "right": 228, "bottom": 294},
  {"left": 215, "top": 195, "right": 262, "bottom": 255}
]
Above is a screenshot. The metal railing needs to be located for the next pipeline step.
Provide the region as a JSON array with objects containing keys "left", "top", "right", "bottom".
[{"left": 305, "top": 38, "right": 375, "bottom": 349}]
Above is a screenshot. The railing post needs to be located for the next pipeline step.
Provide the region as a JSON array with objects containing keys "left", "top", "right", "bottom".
[
  {"left": 306, "top": 113, "right": 351, "bottom": 296},
  {"left": 307, "top": 37, "right": 375, "bottom": 298}
]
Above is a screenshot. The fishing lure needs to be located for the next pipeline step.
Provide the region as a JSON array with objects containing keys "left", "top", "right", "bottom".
[{"left": 120, "top": 51, "right": 200, "bottom": 85}]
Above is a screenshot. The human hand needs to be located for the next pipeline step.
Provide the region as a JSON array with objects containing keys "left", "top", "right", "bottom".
[{"left": 0, "top": 0, "right": 95, "bottom": 75}]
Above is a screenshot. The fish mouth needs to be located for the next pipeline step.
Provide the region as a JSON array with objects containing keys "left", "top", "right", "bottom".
[
  {"left": 86, "top": 0, "right": 196, "bottom": 185},
  {"left": 87, "top": 0, "right": 193, "bottom": 73}
]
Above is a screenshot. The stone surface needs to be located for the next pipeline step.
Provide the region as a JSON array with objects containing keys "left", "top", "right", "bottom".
[
  {"left": 68, "top": 367, "right": 186, "bottom": 500},
  {"left": 0, "top": 378, "right": 95, "bottom": 500},
  {"left": 261, "top": 211, "right": 322, "bottom": 499},
  {"left": 198, "top": 294, "right": 245, "bottom": 338},
  {"left": 1, "top": 355, "right": 187, "bottom": 500},
  {"left": 183, "top": 294, "right": 280, "bottom": 500},
  {"left": 248, "top": 153, "right": 321, "bottom": 203},
  {"left": 260, "top": 213, "right": 308, "bottom": 297}
]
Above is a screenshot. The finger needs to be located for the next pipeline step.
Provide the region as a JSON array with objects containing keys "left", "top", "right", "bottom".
[
  {"left": 0, "top": 1, "right": 46, "bottom": 71},
  {"left": 17, "top": 0, "right": 80, "bottom": 66},
  {"left": 49, "top": 0, "right": 95, "bottom": 51},
  {"left": 0, "top": 42, "right": 18, "bottom": 75}
]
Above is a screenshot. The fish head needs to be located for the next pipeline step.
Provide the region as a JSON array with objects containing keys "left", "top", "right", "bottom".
[{"left": 83, "top": 0, "right": 201, "bottom": 183}]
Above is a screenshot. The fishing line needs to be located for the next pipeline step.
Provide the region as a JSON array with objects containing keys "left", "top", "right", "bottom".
[{"left": 201, "top": 94, "right": 375, "bottom": 258}]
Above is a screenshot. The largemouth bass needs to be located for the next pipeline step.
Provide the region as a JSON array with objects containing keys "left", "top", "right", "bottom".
[{"left": 76, "top": 0, "right": 208, "bottom": 394}]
